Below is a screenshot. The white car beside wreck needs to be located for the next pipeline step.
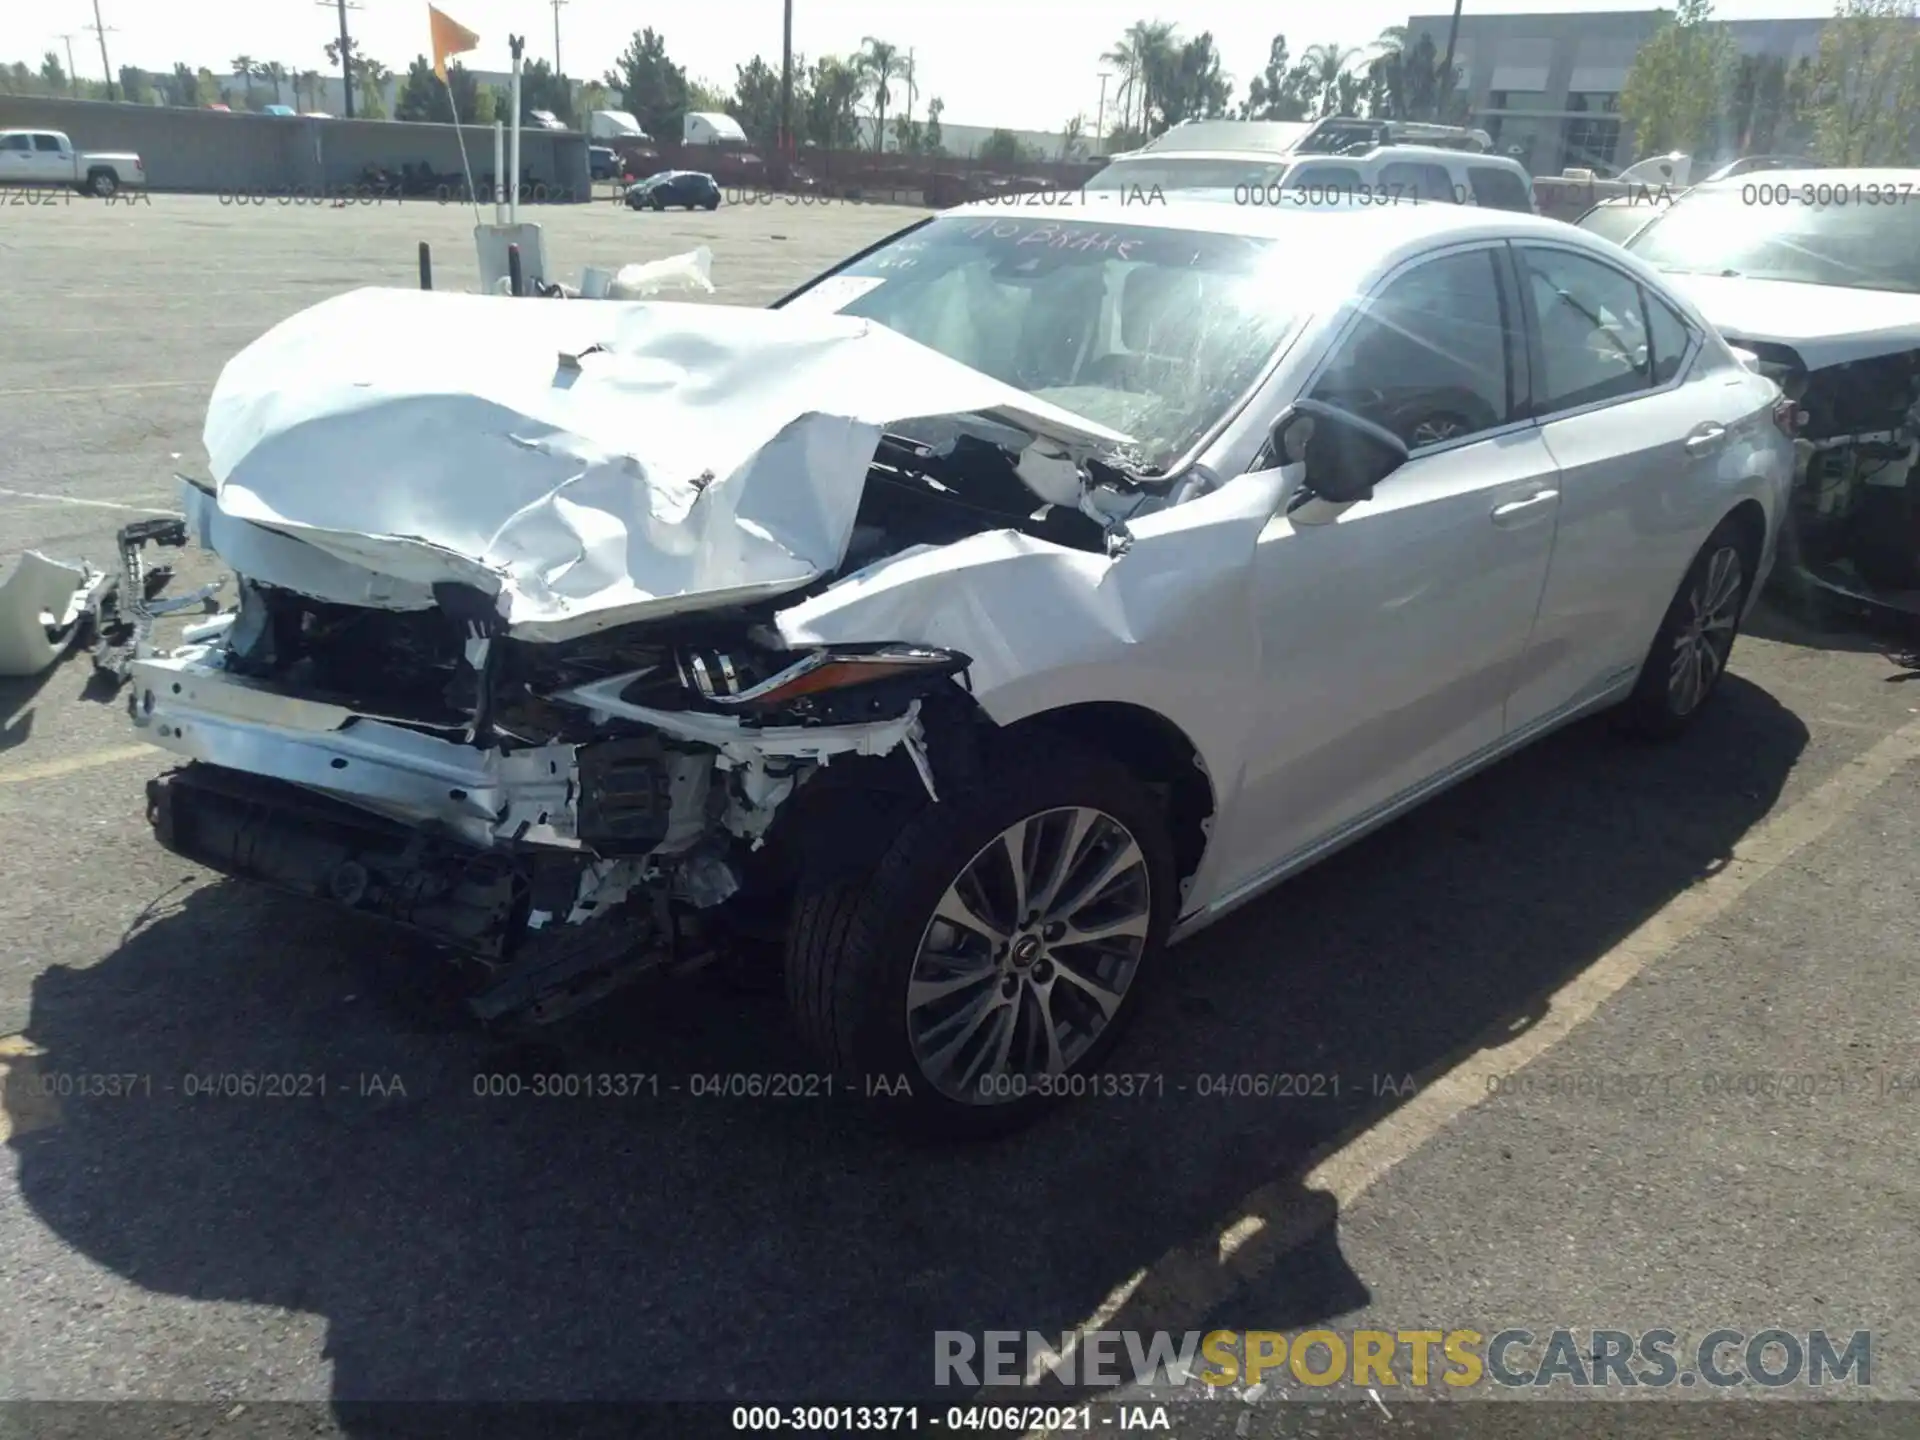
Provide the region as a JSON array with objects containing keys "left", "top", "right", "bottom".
[{"left": 131, "top": 200, "right": 1792, "bottom": 1133}]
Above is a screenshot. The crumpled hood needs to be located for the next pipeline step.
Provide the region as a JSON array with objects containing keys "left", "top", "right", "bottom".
[
  {"left": 201, "top": 287, "right": 1129, "bottom": 642},
  {"left": 1660, "top": 272, "right": 1920, "bottom": 369}
]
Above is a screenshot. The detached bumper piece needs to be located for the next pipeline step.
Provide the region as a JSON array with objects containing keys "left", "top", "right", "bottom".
[{"left": 146, "top": 763, "right": 683, "bottom": 1026}]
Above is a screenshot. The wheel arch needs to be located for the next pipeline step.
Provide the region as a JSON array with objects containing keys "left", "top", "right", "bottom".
[{"left": 1000, "top": 700, "right": 1217, "bottom": 903}]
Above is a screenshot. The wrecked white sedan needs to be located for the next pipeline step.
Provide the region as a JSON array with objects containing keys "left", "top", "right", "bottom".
[
  {"left": 131, "top": 201, "right": 1792, "bottom": 1132},
  {"left": 1622, "top": 171, "right": 1920, "bottom": 621}
]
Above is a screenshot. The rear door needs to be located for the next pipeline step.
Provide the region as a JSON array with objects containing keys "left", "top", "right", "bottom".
[
  {"left": 31, "top": 133, "right": 72, "bottom": 184},
  {"left": 1503, "top": 240, "right": 1755, "bottom": 729}
]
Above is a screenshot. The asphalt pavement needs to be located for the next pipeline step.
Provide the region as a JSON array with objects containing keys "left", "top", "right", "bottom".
[{"left": 0, "top": 194, "right": 1916, "bottom": 1438}]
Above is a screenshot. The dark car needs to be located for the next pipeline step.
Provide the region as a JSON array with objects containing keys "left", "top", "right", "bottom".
[
  {"left": 588, "top": 146, "right": 622, "bottom": 182},
  {"left": 626, "top": 170, "right": 721, "bottom": 211}
]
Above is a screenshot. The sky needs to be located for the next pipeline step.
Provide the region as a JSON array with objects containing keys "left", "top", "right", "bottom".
[{"left": 33, "top": 0, "right": 1839, "bottom": 133}]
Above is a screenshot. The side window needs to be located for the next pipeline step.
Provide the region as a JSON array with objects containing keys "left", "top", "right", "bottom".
[
  {"left": 1378, "top": 161, "right": 1458, "bottom": 203},
  {"left": 1, "top": 135, "right": 31, "bottom": 151},
  {"left": 1517, "top": 246, "right": 1653, "bottom": 414},
  {"left": 1643, "top": 289, "right": 1696, "bottom": 385},
  {"left": 32, "top": 134, "right": 63, "bottom": 152},
  {"left": 1469, "top": 166, "right": 1534, "bottom": 212},
  {"left": 1310, "top": 248, "right": 1515, "bottom": 451}
]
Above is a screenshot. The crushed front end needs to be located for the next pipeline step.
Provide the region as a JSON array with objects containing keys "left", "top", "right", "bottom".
[
  {"left": 132, "top": 575, "right": 963, "bottom": 1025},
  {"left": 1746, "top": 342, "right": 1920, "bottom": 620}
]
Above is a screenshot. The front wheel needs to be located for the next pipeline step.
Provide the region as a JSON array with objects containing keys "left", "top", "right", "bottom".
[
  {"left": 785, "top": 738, "right": 1173, "bottom": 1137},
  {"left": 1615, "top": 516, "right": 1754, "bottom": 739}
]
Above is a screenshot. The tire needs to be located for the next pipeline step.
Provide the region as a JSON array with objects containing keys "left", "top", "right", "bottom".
[
  {"left": 651, "top": 193, "right": 667, "bottom": 210},
  {"left": 1615, "top": 516, "right": 1756, "bottom": 740},
  {"left": 87, "top": 170, "right": 116, "bottom": 199},
  {"left": 704, "top": 197, "right": 719, "bottom": 210},
  {"left": 785, "top": 736, "right": 1175, "bottom": 1138}
]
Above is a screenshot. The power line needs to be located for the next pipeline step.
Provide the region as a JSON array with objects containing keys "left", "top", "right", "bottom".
[
  {"left": 85, "top": 0, "right": 118, "bottom": 102},
  {"left": 317, "top": 0, "right": 363, "bottom": 119}
]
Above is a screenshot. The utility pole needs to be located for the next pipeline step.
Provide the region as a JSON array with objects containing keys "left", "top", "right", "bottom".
[
  {"left": 56, "top": 34, "right": 78, "bottom": 90},
  {"left": 1096, "top": 72, "right": 1109, "bottom": 150},
  {"left": 780, "top": 0, "right": 794, "bottom": 156},
  {"left": 86, "top": 0, "right": 117, "bottom": 101},
  {"left": 318, "top": 0, "right": 362, "bottom": 119},
  {"left": 551, "top": 0, "right": 567, "bottom": 75},
  {"left": 1439, "top": 0, "right": 1465, "bottom": 123}
]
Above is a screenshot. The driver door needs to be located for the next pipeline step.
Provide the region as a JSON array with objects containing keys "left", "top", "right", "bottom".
[{"left": 1218, "top": 243, "right": 1564, "bottom": 887}]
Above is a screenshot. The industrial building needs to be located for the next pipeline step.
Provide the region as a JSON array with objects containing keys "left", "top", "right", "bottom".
[{"left": 1403, "top": 10, "right": 1873, "bottom": 174}]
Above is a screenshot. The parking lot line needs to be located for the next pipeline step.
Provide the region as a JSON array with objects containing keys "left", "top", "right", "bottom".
[
  {"left": 1013, "top": 712, "right": 1920, "bottom": 1406},
  {"left": 0, "top": 381, "right": 204, "bottom": 398},
  {"left": 0, "top": 488, "right": 179, "bottom": 515},
  {"left": 0, "top": 745, "right": 155, "bottom": 787}
]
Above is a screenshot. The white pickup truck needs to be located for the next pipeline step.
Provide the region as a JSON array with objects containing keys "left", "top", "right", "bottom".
[{"left": 0, "top": 129, "right": 145, "bottom": 197}]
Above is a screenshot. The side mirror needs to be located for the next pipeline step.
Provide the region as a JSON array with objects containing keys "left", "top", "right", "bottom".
[{"left": 1271, "top": 398, "right": 1409, "bottom": 509}]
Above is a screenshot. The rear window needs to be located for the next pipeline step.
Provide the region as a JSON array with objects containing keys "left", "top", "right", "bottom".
[
  {"left": 1469, "top": 166, "right": 1534, "bottom": 211},
  {"left": 1378, "top": 161, "right": 1459, "bottom": 203}
]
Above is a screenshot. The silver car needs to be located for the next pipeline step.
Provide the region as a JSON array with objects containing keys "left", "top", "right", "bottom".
[{"left": 134, "top": 201, "right": 1794, "bottom": 1134}]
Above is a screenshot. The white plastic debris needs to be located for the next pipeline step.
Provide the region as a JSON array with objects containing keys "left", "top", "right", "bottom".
[
  {"left": 0, "top": 551, "right": 110, "bottom": 678},
  {"left": 606, "top": 245, "right": 714, "bottom": 299}
]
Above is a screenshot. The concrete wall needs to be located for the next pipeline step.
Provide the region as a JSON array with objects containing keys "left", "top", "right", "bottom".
[{"left": 0, "top": 96, "right": 589, "bottom": 198}]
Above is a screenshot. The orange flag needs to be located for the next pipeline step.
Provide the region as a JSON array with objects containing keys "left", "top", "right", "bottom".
[{"left": 429, "top": 5, "right": 480, "bottom": 81}]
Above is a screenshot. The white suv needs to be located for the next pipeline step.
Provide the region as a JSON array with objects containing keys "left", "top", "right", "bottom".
[{"left": 1089, "top": 143, "right": 1536, "bottom": 212}]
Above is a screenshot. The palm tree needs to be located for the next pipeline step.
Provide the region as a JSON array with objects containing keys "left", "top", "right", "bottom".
[
  {"left": 230, "top": 55, "right": 256, "bottom": 108},
  {"left": 1060, "top": 113, "right": 1086, "bottom": 159},
  {"left": 1301, "top": 42, "right": 1360, "bottom": 117},
  {"left": 297, "top": 68, "right": 322, "bottom": 112},
  {"left": 263, "top": 61, "right": 287, "bottom": 106},
  {"left": 1101, "top": 31, "right": 1144, "bottom": 137},
  {"left": 854, "top": 37, "right": 907, "bottom": 151},
  {"left": 1103, "top": 21, "right": 1181, "bottom": 136}
]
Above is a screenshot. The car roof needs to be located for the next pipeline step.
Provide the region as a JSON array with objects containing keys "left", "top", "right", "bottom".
[
  {"left": 1689, "top": 167, "right": 1920, "bottom": 191},
  {"left": 940, "top": 198, "right": 1619, "bottom": 299},
  {"left": 1101, "top": 149, "right": 1294, "bottom": 164}
]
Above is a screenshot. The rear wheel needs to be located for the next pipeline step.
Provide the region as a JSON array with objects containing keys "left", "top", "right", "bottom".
[
  {"left": 87, "top": 169, "right": 117, "bottom": 198},
  {"left": 1616, "top": 516, "right": 1754, "bottom": 739},
  {"left": 785, "top": 737, "right": 1173, "bottom": 1137}
]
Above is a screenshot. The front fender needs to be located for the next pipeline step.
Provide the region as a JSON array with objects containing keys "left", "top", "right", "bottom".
[{"left": 771, "top": 469, "right": 1289, "bottom": 899}]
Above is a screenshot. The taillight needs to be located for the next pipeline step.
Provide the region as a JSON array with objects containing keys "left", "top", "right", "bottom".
[{"left": 1771, "top": 395, "right": 1799, "bottom": 436}]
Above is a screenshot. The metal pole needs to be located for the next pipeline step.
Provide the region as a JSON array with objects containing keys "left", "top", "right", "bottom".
[
  {"left": 90, "top": 0, "right": 116, "bottom": 101},
  {"left": 1096, "top": 73, "right": 1108, "bottom": 150},
  {"left": 551, "top": 0, "right": 566, "bottom": 76},
  {"left": 493, "top": 120, "right": 506, "bottom": 222},
  {"left": 337, "top": 0, "right": 355, "bottom": 118},
  {"left": 1440, "top": 0, "right": 1465, "bottom": 123},
  {"left": 508, "top": 36, "right": 524, "bottom": 223},
  {"left": 58, "top": 36, "right": 77, "bottom": 89},
  {"left": 780, "top": 0, "right": 793, "bottom": 155}
]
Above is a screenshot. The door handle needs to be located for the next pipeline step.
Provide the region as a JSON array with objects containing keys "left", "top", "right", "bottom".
[
  {"left": 1685, "top": 424, "right": 1728, "bottom": 457},
  {"left": 1491, "top": 488, "right": 1559, "bottom": 523}
]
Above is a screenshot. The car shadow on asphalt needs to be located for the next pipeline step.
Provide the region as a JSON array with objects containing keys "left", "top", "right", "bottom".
[{"left": 5, "top": 674, "right": 1807, "bottom": 1418}]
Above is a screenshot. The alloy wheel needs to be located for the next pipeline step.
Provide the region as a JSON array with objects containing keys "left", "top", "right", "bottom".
[
  {"left": 905, "top": 807, "right": 1152, "bottom": 1104},
  {"left": 1669, "top": 545, "right": 1743, "bottom": 716}
]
